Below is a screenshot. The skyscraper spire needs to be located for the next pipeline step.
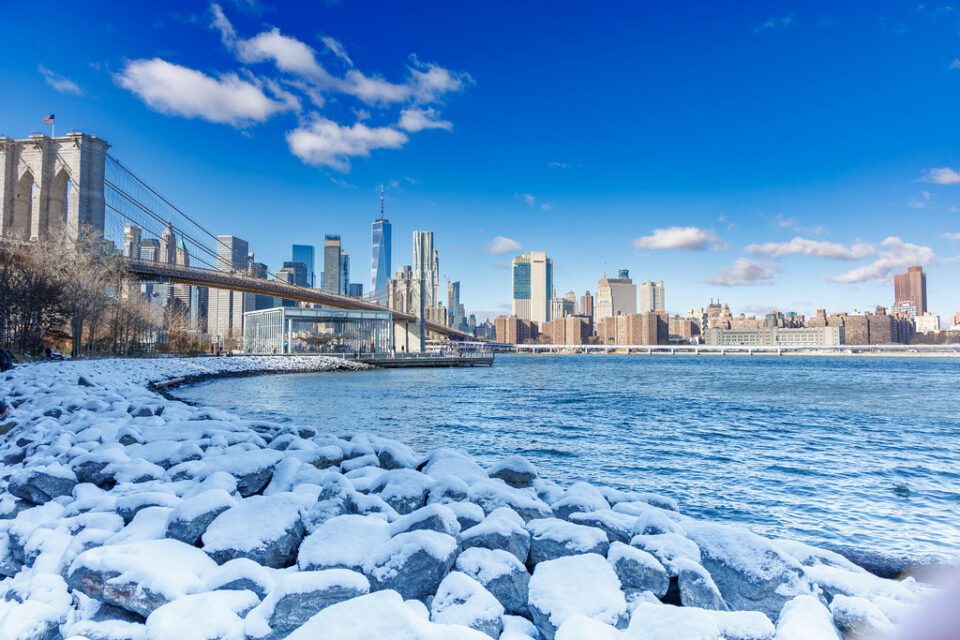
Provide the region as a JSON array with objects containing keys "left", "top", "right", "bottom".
[{"left": 379, "top": 184, "right": 385, "bottom": 220}]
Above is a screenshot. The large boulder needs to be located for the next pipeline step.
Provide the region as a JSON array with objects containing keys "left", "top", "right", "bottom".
[
  {"left": 202, "top": 557, "right": 276, "bottom": 599},
  {"left": 67, "top": 539, "right": 217, "bottom": 617},
  {"left": 461, "top": 507, "right": 531, "bottom": 564},
  {"left": 456, "top": 547, "right": 531, "bottom": 615},
  {"left": 686, "top": 522, "right": 810, "bottom": 619},
  {"left": 431, "top": 571, "right": 505, "bottom": 638},
  {"left": 568, "top": 509, "right": 638, "bottom": 544},
  {"left": 528, "top": 517, "right": 609, "bottom": 565},
  {"left": 550, "top": 482, "right": 610, "bottom": 520},
  {"left": 630, "top": 533, "right": 701, "bottom": 576},
  {"left": 362, "top": 530, "right": 458, "bottom": 600},
  {"left": 776, "top": 595, "right": 841, "bottom": 640},
  {"left": 389, "top": 503, "right": 461, "bottom": 538},
  {"left": 285, "top": 590, "right": 490, "bottom": 640},
  {"left": 164, "top": 488, "right": 237, "bottom": 545},
  {"left": 488, "top": 456, "right": 539, "bottom": 489},
  {"left": 607, "top": 541, "right": 669, "bottom": 598},
  {"left": 245, "top": 570, "right": 370, "bottom": 640},
  {"left": 468, "top": 479, "right": 552, "bottom": 522},
  {"left": 8, "top": 465, "right": 77, "bottom": 505},
  {"left": 145, "top": 589, "right": 260, "bottom": 640},
  {"left": 556, "top": 602, "right": 775, "bottom": 640},
  {"left": 528, "top": 553, "right": 628, "bottom": 640},
  {"left": 370, "top": 469, "right": 435, "bottom": 515},
  {"left": 298, "top": 514, "right": 391, "bottom": 572},
  {"left": 202, "top": 493, "right": 305, "bottom": 568},
  {"left": 204, "top": 449, "right": 282, "bottom": 497},
  {"left": 676, "top": 557, "right": 727, "bottom": 610},
  {"left": 829, "top": 595, "right": 894, "bottom": 638}
]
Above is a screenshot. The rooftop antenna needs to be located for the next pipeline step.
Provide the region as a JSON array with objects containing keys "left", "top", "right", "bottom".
[{"left": 379, "top": 183, "right": 385, "bottom": 220}]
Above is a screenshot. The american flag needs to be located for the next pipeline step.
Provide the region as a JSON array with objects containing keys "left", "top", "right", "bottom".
[{"left": 43, "top": 114, "right": 55, "bottom": 125}]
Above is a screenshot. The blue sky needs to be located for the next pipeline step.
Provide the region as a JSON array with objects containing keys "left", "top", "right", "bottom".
[{"left": 4, "top": 0, "right": 960, "bottom": 320}]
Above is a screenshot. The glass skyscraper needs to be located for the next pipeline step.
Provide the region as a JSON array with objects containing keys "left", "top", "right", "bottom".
[
  {"left": 371, "top": 187, "right": 392, "bottom": 305},
  {"left": 291, "top": 244, "right": 315, "bottom": 288}
]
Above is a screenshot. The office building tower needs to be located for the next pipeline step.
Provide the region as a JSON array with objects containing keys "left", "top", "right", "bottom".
[
  {"left": 139, "top": 238, "right": 159, "bottom": 263},
  {"left": 282, "top": 261, "right": 309, "bottom": 288},
  {"left": 371, "top": 186, "right": 392, "bottom": 305},
  {"left": 596, "top": 269, "right": 637, "bottom": 320},
  {"left": 347, "top": 283, "right": 364, "bottom": 298},
  {"left": 448, "top": 281, "right": 460, "bottom": 324},
  {"left": 413, "top": 231, "right": 440, "bottom": 309},
  {"left": 123, "top": 224, "right": 141, "bottom": 259},
  {"left": 159, "top": 223, "right": 176, "bottom": 265},
  {"left": 339, "top": 251, "right": 350, "bottom": 296},
  {"left": 893, "top": 266, "right": 927, "bottom": 316},
  {"left": 322, "top": 235, "right": 342, "bottom": 293},
  {"left": 172, "top": 236, "right": 192, "bottom": 310},
  {"left": 291, "top": 244, "right": 315, "bottom": 288},
  {"left": 639, "top": 281, "right": 666, "bottom": 313},
  {"left": 511, "top": 251, "right": 553, "bottom": 324},
  {"left": 564, "top": 290, "right": 578, "bottom": 315},
  {"left": 209, "top": 235, "right": 250, "bottom": 349},
  {"left": 580, "top": 290, "right": 594, "bottom": 323}
]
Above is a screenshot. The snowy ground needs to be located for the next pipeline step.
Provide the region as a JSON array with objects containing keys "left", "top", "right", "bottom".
[{"left": 0, "top": 356, "right": 936, "bottom": 639}]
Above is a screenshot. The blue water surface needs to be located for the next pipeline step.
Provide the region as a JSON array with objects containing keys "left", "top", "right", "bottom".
[{"left": 176, "top": 354, "right": 960, "bottom": 564}]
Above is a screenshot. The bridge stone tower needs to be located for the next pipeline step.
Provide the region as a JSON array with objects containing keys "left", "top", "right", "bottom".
[{"left": 0, "top": 132, "right": 109, "bottom": 242}]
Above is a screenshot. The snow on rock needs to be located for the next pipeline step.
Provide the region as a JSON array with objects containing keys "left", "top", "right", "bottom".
[
  {"left": 202, "top": 449, "right": 282, "bottom": 498},
  {"left": 8, "top": 464, "right": 77, "bottom": 505},
  {"left": 774, "top": 595, "right": 840, "bottom": 640},
  {"left": 284, "top": 590, "right": 491, "bottom": 640},
  {"left": 420, "top": 448, "right": 489, "bottom": 486},
  {"left": 550, "top": 482, "right": 610, "bottom": 520},
  {"left": 67, "top": 538, "right": 217, "bottom": 617},
  {"left": 444, "top": 500, "right": 485, "bottom": 531},
  {"left": 430, "top": 571, "right": 505, "bottom": 638},
  {"left": 145, "top": 589, "right": 260, "bottom": 640},
  {"left": 828, "top": 594, "right": 894, "bottom": 637},
  {"left": 569, "top": 509, "right": 639, "bottom": 544},
  {"left": 202, "top": 493, "right": 305, "bottom": 568},
  {"left": 501, "top": 614, "right": 541, "bottom": 640},
  {"left": 528, "top": 553, "right": 628, "bottom": 640},
  {"left": 389, "top": 503, "right": 461, "bottom": 538},
  {"left": 371, "top": 469, "right": 435, "bottom": 515},
  {"left": 601, "top": 488, "right": 680, "bottom": 513},
  {"left": 612, "top": 501, "right": 685, "bottom": 536},
  {"left": 685, "top": 521, "right": 811, "bottom": 620},
  {"left": 164, "top": 488, "right": 237, "bottom": 545},
  {"left": 675, "top": 557, "right": 727, "bottom": 611},
  {"left": 64, "top": 618, "right": 147, "bottom": 640},
  {"left": 468, "top": 478, "right": 552, "bottom": 522},
  {"left": 528, "top": 517, "right": 609, "bottom": 565},
  {"left": 298, "top": 514, "right": 391, "bottom": 572},
  {"left": 488, "top": 455, "right": 539, "bottom": 489},
  {"left": 461, "top": 507, "right": 531, "bottom": 564},
  {"left": 607, "top": 542, "right": 669, "bottom": 598},
  {"left": 630, "top": 533, "right": 701, "bottom": 576},
  {"left": 245, "top": 569, "right": 370, "bottom": 640},
  {"left": 362, "top": 530, "right": 458, "bottom": 600},
  {"left": 202, "top": 557, "right": 276, "bottom": 599},
  {"left": 555, "top": 603, "right": 776, "bottom": 640},
  {"left": 455, "top": 547, "right": 531, "bottom": 615}
]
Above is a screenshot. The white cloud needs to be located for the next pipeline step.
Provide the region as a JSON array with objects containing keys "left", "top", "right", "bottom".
[
  {"left": 540, "top": 203, "right": 553, "bottom": 211},
  {"left": 950, "top": 59, "right": 960, "bottom": 70},
  {"left": 408, "top": 56, "right": 474, "bottom": 103},
  {"left": 320, "top": 35, "right": 353, "bottom": 66},
  {"left": 746, "top": 237, "right": 874, "bottom": 260},
  {"left": 707, "top": 258, "right": 774, "bottom": 286},
  {"left": 38, "top": 65, "right": 83, "bottom": 95},
  {"left": 633, "top": 226, "right": 726, "bottom": 251},
  {"left": 485, "top": 236, "right": 522, "bottom": 254},
  {"left": 752, "top": 14, "right": 795, "bottom": 33},
  {"left": 943, "top": 232, "right": 960, "bottom": 242},
  {"left": 547, "top": 161, "right": 569, "bottom": 169},
  {"left": 521, "top": 193, "right": 536, "bottom": 207},
  {"left": 772, "top": 214, "right": 797, "bottom": 230},
  {"left": 397, "top": 106, "right": 452, "bottom": 132},
  {"left": 286, "top": 118, "right": 408, "bottom": 171},
  {"left": 922, "top": 167, "right": 960, "bottom": 185},
  {"left": 826, "top": 237, "right": 936, "bottom": 283},
  {"left": 115, "top": 58, "right": 289, "bottom": 125}
]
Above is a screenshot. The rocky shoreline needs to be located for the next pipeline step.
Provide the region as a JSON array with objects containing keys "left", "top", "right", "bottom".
[{"left": 0, "top": 356, "right": 933, "bottom": 639}]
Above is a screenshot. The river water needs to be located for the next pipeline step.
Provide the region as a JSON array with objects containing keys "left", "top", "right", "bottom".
[{"left": 176, "top": 354, "right": 960, "bottom": 565}]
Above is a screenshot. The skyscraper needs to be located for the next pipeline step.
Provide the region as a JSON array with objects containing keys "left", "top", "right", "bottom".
[
  {"left": 322, "top": 235, "right": 342, "bottom": 294},
  {"left": 291, "top": 244, "right": 315, "bottom": 288},
  {"left": 639, "top": 281, "right": 666, "bottom": 313},
  {"left": 448, "top": 281, "right": 460, "bottom": 324},
  {"left": 511, "top": 251, "right": 553, "bottom": 324},
  {"left": 281, "top": 261, "right": 309, "bottom": 287},
  {"left": 159, "top": 223, "right": 176, "bottom": 265},
  {"left": 371, "top": 186, "right": 392, "bottom": 306},
  {"left": 209, "top": 235, "right": 250, "bottom": 348},
  {"left": 123, "top": 224, "right": 141, "bottom": 259},
  {"left": 339, "top": 251, "right": 350, "bottom": 295},
  {"left": 893, "top": 266, "right": 927, "bottom": 316},
  {"left": 413, "top": 231, "right": 440, "bottom": 309},
  {"left": 596, "top": 269, "right": 637, "bottom": 320}
]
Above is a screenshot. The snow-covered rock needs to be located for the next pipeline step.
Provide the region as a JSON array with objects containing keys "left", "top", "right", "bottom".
[
  {"left": 528, "top": 553, "right": 628, "bottom": 640},
  {"left": 145, "top": 589, "right": 259, "bottom": 640},
  {"left": 550, "top": 482, "right": 610, "bottom": 520},
  {"left": 456, "top": 547, "right": 531, "bottom": 615},
  {"left": 488, "top": 456, "right": 539, "bottom": 489},
  {"left": 675, "top": 557, "right": 727, "bottom": 611},
  {"left": 8, "top": 464, "right": 77, "bottom": 505},
  {"left": 630, "top": 533, "right": 701, "bottom": 576},
  {"left": 245, "top": 569, "right": 370, "bottom": 639},
  {"left": 569, "top": 509, "right": 639, "bottom": 544},
  {"left": 67, "top": 538, "right": 217, "bottom": 617},
  {"left": 371, "top": 469, "right": 435, "bottom": 515},
  {"left": 469, "top": 479, "right": 552, "bottom": 522},
  {"left": 528, "top": 517, "right": 609, "bottom": 565},
  {"left": 202, "top": 493, "right": 305, "bottom": 568},
  {"left": 298, "top": 514, "right": 391, "bottom": 572},
  {"left": 202, "top": 557, "right": 276, "bottom": 599},
  {"left": 164, "top": 488, "right": 237, "bottom": 545},
  {"left": 431, "top": 571, "right": 505, "bottom": 638},
  {"left": 389, "top": 503, "right": 461, "bottom": 538},
  {"left": 828, "top": 594, "right": 894, "bottom": 637},
  {"left": 362, "top": 530, "right": 458, "bottom": 600},
  {"left": 607, "top": 542, "right": 669, "bottom": 598},
  {"left": 555, "top": 603, "right": 775, "bottom": 639},
  {"left": 461, "top": 507, "right": 531, "bottom": 564},
  {"left": 775, "top": 595, "right": 840, "bottom": 640}
]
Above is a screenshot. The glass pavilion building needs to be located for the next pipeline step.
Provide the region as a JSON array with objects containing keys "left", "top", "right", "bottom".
[{"left": 243, "top": 307, "right": 393, "bottom": 354}]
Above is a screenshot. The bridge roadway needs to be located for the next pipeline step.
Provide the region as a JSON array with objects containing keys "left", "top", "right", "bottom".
[{"left": 123, "top": 258, "right": 472, "bottom": 341}]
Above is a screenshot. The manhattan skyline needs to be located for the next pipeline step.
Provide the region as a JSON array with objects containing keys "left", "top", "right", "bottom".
[{"left": 3, "top": 1, "right": 960, "bottom": 319}]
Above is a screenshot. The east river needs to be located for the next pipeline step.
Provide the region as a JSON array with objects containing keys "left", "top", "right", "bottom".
[{"left": 176, "top": 354, "right": 960, "bottom": 566}]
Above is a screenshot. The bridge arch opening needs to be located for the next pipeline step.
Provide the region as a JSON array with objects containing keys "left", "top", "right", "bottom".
[
  {"left": 47, "top": 167, "right": 72, "bottom": 238},
  {"left": 11, "top": 170, "right": 34, "bottom": 239}
]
